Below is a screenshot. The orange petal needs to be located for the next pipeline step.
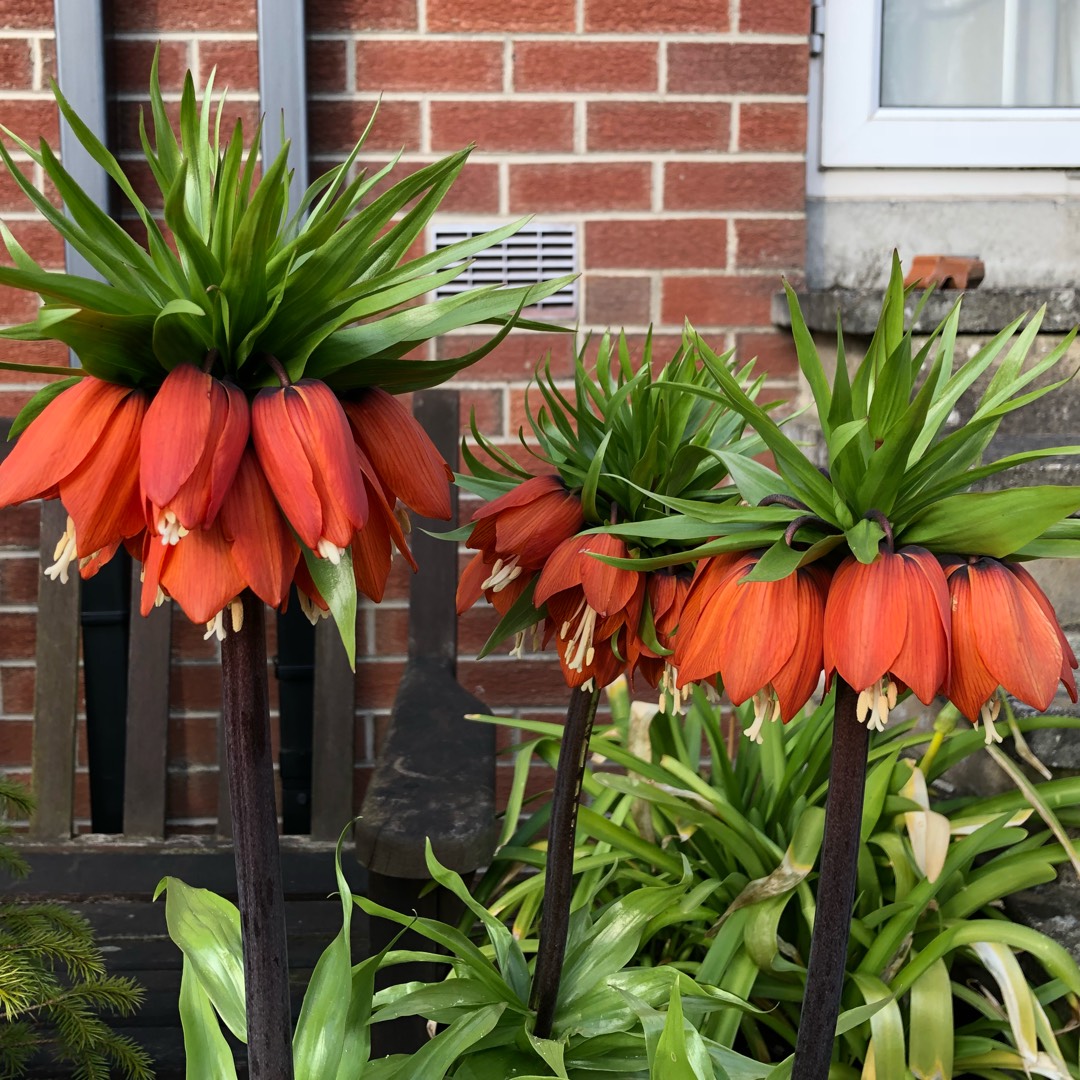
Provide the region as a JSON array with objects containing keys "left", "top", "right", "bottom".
[
  {"left": 220, "top": 450, "right": 299, "bottom": 610},
  {"left": 1008, "top": 562, "right": 1078, "bottom": 698},
  {"left": 344, "top": 389, "right": 453, "bottom": 519},
  {"left": 495, "top": 488, "right": 585, "bottom": 567},
  {"left": 946, "top": 566, "right": 1000, "bottom": 722},
  {"left": 717, "top": 570, "right": 799, "bottom": 706},
  {"left": 140, "top": 364, "right": 214, "bottom": 511},
  {"left": 970, "top": 558, "right": 1062, "bottom": 712},
  {"left": 0, "top": 377, "right": 132, "bottom": 507},
  {"left": 534, "top": 535, "right": 587, "bottom": 606},
  {"left": 158, "top": 521, "right": 246, "bottom": 625},
  {"left": 578, "top": 534, "right": 637, "bottom": 616},
  {"left": 59, "top": 389, "right": 147, "bottom": 556},
  {"left": 456, "top": 551, "right": 489, "bottom": 614},
  {"left": 472, "top": 474, "right": 563, "bottom": 522},
  {"left": 252, "top": 386, "right": 321, "bottom": 549},
  {"left": 890, "top": 549, "right": 950, "bottom": 704},
  {"left": 286, "top": 381, "right": 367, "bottom": 547},
  {"left": 771, "top": 567, "right": 828, "bottom": 721},
  {"left": 823, "top": 551, "right": 906, "bottom": 693}
]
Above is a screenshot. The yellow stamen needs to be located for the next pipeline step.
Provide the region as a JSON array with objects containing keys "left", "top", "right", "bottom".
[
  {"left": 563, "top": 600, "right": 599, "bottom": 673},
  {"left": 229, "top": 598, "right": 244, "bottom": 635},
  {"left": 204, "top": 611, "right": 227, "bottom": 642},
  {"left": 298, "top": 591, "right": 330, "bottom": 626},
  {"left": 482, "top": 556, "right": 523, "bottom": 593},
  {"left": 157, "top": 510, "right": 189, "bottom": 546},
  {"left": 316, "top": 538, "right": 345, "bottom": 564},
  {"left": 45, "top": 516, "right": 78, "bottom": 584},
  {"left": 746, "top": 685, "right": 782, "bottom": 743},
  {"left": 980, "top": 696, "right": 1004, "bottom": 745},
  {"left": 856, "top": 676, "right": 897, "bottom": 732}
]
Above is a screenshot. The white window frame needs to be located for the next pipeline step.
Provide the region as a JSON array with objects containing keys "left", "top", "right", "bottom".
[{"left": 820, "top": 0, "right": 1080, "bottom": 168}]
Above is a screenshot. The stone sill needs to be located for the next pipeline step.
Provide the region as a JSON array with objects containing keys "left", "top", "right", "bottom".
[{"left": 772, "top": 287, "right": 1080, "bottom": 335}]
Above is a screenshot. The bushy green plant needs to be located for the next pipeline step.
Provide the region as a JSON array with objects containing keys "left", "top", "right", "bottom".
[
  {"left": 475, "top": 687, "right": 1080, "bottom": 1078},
  {"left": 160, "top": 831, "right": 785, "bottom": 1079},
  {"left": 0, "top": 778, "right": 153, "bottom": 1079}
]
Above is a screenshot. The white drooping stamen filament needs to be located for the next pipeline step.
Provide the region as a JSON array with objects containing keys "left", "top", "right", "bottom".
[
  {"left": 980, "top": 695, "right": 1004, "bottom": 745},
  {"left": 157, "top": 510, "right": 189, "bottom": 546},
  {"left": 45, "top": 516, "right": 78, "bottom": 584},
  {"left": 481, "top": 556, "right": 523, "bottom": 593},
  {"left": 746, "top": 685, "right": 783, "bottom": 743},
  {"left": 660, "top": 665, "right": 685, "bottom": 714},
  {"left": 316, "top": 538, "right": 345, "bottom": 564},
  {"left": 856, "top": 676, "right": 898, "bottom": 732},
  {"left": 298, "top": 590, "right": 331, "bottom": 627},
  {"left": 204, "top": 599, "right": 245, "bottom": 643},
  {"left": 508, "top": 621, "right": 542, "bottom": 660},
  {"left": 561, "top": 595, "right": 599, "bottom": 673}
]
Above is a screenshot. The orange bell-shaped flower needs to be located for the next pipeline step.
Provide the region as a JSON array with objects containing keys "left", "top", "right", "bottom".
[
  {"left": 343, "top": 389, "right": 453, "bottom": 520},
  {"left": 455, "top": 474, "right": 585, "bottom": 614},
  {"left": 535, "top": 532, "right": 641, "bottom": 691},
  {"left": 0, "top": 375, "right": 149, "bottom": 581},
  {"left": 140, "top": 363, "right": 249, "bottom": 544},
  {"left": 824, "top": 545, "right": 950, "bottom": 731},
  {"left": 219, "top": 448, "right": 300, "bottom": 611},
  {"left": 251, "top": 379, "right": 367, "bottom": 562},
  {"left": 944, "top": 556, "right": 1078, "bottom": 741},
  {"left": 675, "top": 551, "right": 830, "bottom": 738}
]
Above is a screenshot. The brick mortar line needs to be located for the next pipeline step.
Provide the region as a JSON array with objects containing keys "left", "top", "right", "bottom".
[
  {"left": 310, "top": 91, "right": 808, "bottom": 103},
  {"left": 0, "top": 31, "right": 54, "bottom": 41},
  {"left": 343, "top": 150, "right": 807, "bottom": 163},
  {"left": 108, "top": 30, "right": 259, "bottom": 42},
  {"left": 319, "top": 32, "right": 809, "bottom": 44},
  {"left": 113, "top": 90, "right": 261, "bottom": 102}
]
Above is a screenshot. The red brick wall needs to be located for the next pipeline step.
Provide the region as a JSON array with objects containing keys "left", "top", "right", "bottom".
[{"left": 0, "top": 0, "right": 810, "bottom": 832}]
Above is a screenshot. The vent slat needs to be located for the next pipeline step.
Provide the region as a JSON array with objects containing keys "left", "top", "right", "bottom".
[{"left": 432, "top": 223, "right": 577, "bottom": 314}]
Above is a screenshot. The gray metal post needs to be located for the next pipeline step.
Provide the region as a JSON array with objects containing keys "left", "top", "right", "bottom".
[{"left": 257, "top": 0, "right": 309, "bottom": 215}]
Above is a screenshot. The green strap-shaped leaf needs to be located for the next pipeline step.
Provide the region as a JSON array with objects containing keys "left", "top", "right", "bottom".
[
  {"left": 293, "top": 828, "right": 356, "bottom": 1078},
  {"left": 7, "top": 376, "right": 81, "bottom": 440},
  {"left": 898, "top": 486, "right": 1080, "bottom": 557},
  {"left": 178, "top": 956, "right": 240, "bottom": 1080},
  {"left": 301, "top": 546, "right": 357, "bottom": 670},
  {"left": 851, "top": 973, "right": 905, "bottom": 1080},
  {"left": 155, "top": 876, "right": 247, "bottom": 1041},
  {"left": 907, "top": 957, "right": 954, "bottom": 1080}
]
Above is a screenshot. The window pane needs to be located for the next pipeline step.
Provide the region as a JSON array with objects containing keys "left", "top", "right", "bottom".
[{"left": 881, "top": 0, "right": 1080, "bottom": 107}]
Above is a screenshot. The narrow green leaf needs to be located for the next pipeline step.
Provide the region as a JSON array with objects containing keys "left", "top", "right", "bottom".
[
  {"left": 851, "top": 973, "right": 905, "bottom": 1080},
  {"left": 907, "top": 958, "right": 954, "bottom": 1080},
  {"left": 155, "top": 877, "right": 247, "bottom": 1042},
  {"left": 293, "top": 828, "right": 357, "bottom": 1079},
  {"left": 7, "top": 376, "right": 80, "bottom": 440},
  {"left": 301, "top": 546, "right": 357, "bottom": 669},
  {"left": 898, "top": 487, "right": 1080, "bottom": 557},
  {"left": 784, "top": 281, "right": 832, "bottom": 439},
  {"left": 178, "top": 957, "right": 239, "bottom": 1080}
]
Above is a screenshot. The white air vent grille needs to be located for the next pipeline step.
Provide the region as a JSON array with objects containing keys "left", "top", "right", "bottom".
[{"left": 431, "top": 223, "right": 577, "bottom": 314}]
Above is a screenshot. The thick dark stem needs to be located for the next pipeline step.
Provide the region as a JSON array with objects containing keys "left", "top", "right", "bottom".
[
  {"left": 221, "top": 592, "right": 294, "bottom": 1080},
  {"left": 792, "top": 678, "right": 868, "bottom": 1080},
  {"left": 531, "top": 685, "right": 601, "bottom": 1038}
]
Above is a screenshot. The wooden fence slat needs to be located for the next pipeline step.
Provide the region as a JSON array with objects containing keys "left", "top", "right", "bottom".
[
  {"left": 310, "top": 621, "right": 355, "bottom": 841},
  {"left": 122, "top": 563, "right": 173, "bottom": 838},
  {"left": 29, "top": 501, "right": 81, "bottom": 840}
]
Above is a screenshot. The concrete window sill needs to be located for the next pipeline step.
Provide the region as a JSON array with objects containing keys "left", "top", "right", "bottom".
[{"left": 772, "top": 287, "right": 1080, "bottom": 335}]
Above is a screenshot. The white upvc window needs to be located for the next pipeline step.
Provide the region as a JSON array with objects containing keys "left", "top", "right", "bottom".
[{"left": 820, "top": 0, "right": 1080, "bottom": 168}]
